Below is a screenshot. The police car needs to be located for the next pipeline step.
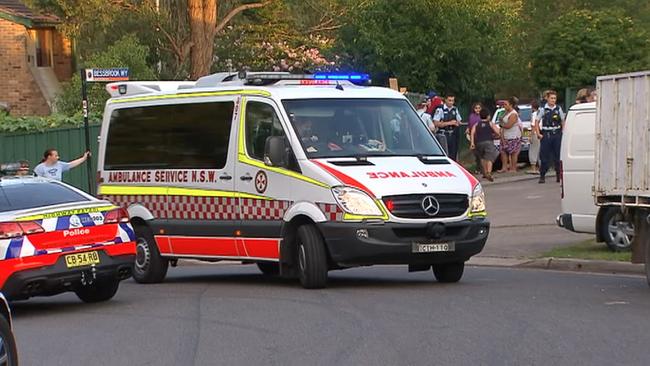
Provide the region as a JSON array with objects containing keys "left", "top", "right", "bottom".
[
  {"left": 0, "top": 173, "right": 135, "bottom": 302},
  {"left": 98, "top": 72, "right": 490, "bottom": 289},
  {"left": 0, "top": 293, "right": 17, "bottom": 365}
]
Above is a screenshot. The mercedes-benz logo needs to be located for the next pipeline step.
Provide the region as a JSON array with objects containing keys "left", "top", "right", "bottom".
[{"left": 421, "top": 196, "right": 440, "bottom": 216}]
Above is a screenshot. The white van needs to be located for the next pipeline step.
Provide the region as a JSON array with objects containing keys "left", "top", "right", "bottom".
[
  {"left": 97, "top": 72, "right": 490, "bottom": 288},
  {"left": 556, "top": 102, "right": 634, "bottom": 250}
]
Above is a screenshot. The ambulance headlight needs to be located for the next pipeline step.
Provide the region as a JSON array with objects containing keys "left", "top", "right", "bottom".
[
  {"left": 470, "top": 184, "right": 486, "bottom": 213},
  {"left": 331, "top": 186, "right": 383, "bottom": 216}
]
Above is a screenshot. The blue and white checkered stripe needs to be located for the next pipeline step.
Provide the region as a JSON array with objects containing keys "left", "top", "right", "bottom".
[
  {"left": 0, "top": 236, "right": 36, "bottom": 260},
  {"left": 38, "top": 212, "right": 106, "bottom": 232}
]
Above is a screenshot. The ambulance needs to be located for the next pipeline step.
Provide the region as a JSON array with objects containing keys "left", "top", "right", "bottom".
[{"left": 97, "top": 72, "right": 490, "bottom": 288}]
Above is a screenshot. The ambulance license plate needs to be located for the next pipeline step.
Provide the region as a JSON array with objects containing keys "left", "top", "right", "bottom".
[
  {"left": 412, "top": 242, "right": 455, "bottom": 253},
  {"left": 65, "top": 251, "right": 100, "bottom": 268}
]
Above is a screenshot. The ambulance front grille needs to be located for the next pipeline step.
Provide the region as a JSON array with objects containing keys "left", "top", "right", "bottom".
[{"left": 383, "top": 194, "right": 468, "bottom": 219}]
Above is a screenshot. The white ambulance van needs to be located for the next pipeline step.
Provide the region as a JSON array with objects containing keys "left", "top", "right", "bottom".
[{"left": 97, "top": 72, "right": 490, "bottom": 288}]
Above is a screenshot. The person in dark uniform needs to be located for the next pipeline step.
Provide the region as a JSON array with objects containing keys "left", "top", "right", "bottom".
[
  {"left": 538, "top": 90, "right": 565, "bottom": 183},
  {"left": 432, "top": 94, "right": 462, "bottom": 160}
]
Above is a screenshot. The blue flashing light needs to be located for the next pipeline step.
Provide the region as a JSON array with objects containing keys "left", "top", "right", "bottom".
[{"left": 313, "top": 73, "right": 370, "bottom": 81}]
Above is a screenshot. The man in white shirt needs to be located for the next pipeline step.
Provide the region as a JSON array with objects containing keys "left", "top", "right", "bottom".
[{"left": 34, "top": 148, "right": 90, "bottom": 181}]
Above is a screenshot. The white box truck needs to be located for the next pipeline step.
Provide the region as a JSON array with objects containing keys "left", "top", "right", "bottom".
[{"left": 594, "top": 70, "right": 650, "bottom": 283}]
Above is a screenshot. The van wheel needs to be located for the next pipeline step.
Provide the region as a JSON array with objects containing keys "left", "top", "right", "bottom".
[
  {"left": 600, "top": 208, "right": 634, "bottom": 252},
  {"left": 257, "top": 262, "right": 280, "bottom": 276},
  {"left": 75, "top": 279, "right": 120, "bottom": 303},
  {"left": 432, "top": 262, "right": 464, "bottom": 283},
  {"left": 0, "top": 314, "right": 18, "bottom": 366},
  {"left": 296, "top": 224, "right": 328, "bottom": 289},
  {"left": 133, "top": 224, "right": 168, "bottom": 283}
]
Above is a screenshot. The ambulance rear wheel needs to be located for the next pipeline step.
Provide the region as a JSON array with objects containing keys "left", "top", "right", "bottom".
[
  {"left": 133, "top": 224, "right": 168, "bottom": 284},
  {"left": 257, "top": 262, "right": 280, "bottom": 276},
  {"left": 297, "top": 224, "right": 328, "bottom": 289},
  {"left": 432, "top": 262, "right": 464, "bottom": 283},
  {"left": 75, "top": 279, "right": 119, "bottom": 303}
]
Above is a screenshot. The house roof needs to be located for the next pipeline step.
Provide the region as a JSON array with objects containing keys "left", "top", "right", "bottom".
[{"left": 0, "top": 0, "right": 60, "bottom": 27}]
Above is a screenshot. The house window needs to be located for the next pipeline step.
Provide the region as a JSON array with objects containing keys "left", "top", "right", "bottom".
[{"left": 28, "top": 29, "right": 53, "bottom": 67}]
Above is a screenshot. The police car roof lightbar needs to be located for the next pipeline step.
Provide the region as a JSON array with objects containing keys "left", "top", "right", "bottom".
[{"left": 243, "top": 72, "right": 371, "bottom": 86}]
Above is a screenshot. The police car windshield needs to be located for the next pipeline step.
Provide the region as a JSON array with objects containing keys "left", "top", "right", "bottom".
[
  {"left": 283, "top": 98, "right": 444, "bottom": 159},
  {"left": 0, "top": 181, "right": 89, "bottom": 212}
]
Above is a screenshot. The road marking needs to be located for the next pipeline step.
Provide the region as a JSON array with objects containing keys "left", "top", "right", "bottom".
[{"left": 604, "top": 301, "right": 629, "bottom": 306}]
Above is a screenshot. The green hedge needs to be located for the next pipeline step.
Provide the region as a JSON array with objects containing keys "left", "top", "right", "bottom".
[{"left": 0, "top": 112, "right": 101, "bottom": 134}]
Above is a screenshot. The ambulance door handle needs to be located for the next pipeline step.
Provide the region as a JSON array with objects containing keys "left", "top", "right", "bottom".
[
  {"left": 240, "top": 174, "right": 253, "bottom": 181},
  {"left": 219, "top": 174, "right": 232, "bottom": 181}
]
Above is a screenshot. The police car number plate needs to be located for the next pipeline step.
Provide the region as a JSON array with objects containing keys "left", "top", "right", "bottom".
[
  {"left": 412, "top": 242, "right": 455, "bottom": 253},
  {"left": 65, "top": 251, "right": 100, "bottom": 268}
]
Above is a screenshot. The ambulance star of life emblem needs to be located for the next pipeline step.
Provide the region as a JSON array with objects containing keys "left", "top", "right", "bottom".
[{"left": 255, "top": 171, "right": 268, "bottom": 194}]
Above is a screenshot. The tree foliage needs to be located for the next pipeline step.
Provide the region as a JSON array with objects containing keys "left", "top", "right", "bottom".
[
  {"left": 56, "top": 35, "right": 156, "bottom": 116},
  {"left": 336, "top": 0, "right": 523, "bottom": 99},
  {"left": 531, "top": 9, "right": 650, "bottom": 91}
]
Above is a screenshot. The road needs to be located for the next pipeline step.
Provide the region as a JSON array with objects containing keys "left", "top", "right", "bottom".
[
  {"left": 12, "top": 264, "right": 650, "bottom": 366},
  {"left": 482, "top": 176, "right": 592, "bottom": 257}
]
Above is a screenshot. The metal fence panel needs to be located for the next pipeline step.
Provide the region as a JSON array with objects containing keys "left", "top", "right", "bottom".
[{"left": 0, "top": 125, "right": 100, "bottom": 192}]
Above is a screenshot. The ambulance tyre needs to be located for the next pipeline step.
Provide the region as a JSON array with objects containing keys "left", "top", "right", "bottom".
[
  {"left": 257, "top": 262, "right": 280, "bottom": 276},
  {"left": 297, "top": 224, "right": 328, "bottom": 289},
  {"left": 75, "top": 279, "right": 120, "bottom": 303},
  {"left": 0, "top": 315, "right": 18, "bottom": 366},
  {"left": 133, "top": 224, "right": 168, "bottom": 284},
  {"left": 432, "top": 262, "right": 464, "bottom": 283}
]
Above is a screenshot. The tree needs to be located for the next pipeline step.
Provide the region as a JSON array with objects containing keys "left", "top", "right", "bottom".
[
  {"left": 531, "top": 9, "right": 650, "bottom": 92},
  {"left": 335, "top": 0, "right": 523, "bottom": 100},
  {"left": 187, "top": 0, "right": 270, "bottom": 79}
]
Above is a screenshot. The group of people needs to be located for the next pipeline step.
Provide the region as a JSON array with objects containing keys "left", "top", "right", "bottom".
[{"left": 417, "top": 89, "right": 584, "bottom": 184}]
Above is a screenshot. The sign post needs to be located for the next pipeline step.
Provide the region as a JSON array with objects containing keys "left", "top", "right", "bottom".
[{"left": 81, "top": 68, "right": 129, "bottom": 195}]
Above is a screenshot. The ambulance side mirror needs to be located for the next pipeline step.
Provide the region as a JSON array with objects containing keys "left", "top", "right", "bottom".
[{"left": 264, "top": 136, "right": 287, "bottom": 167}]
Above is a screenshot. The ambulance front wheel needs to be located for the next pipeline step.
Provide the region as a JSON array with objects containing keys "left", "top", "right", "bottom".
[
  {"left": 75, "top": 279, "right": 120, "bottom": 303},
  {"left": 133, "top": 224, "right": 169, "bottom": 284},
  {"left": 297, "top": 224, "right": 328, "bottom": 289},
  {"left": 432, "top": 262, "right": 464, "bottom": 283}
]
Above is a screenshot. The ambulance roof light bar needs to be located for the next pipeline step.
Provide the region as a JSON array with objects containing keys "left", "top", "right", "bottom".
[
  {"left": 105, "top": 81, "right": 196, "bottom": 98},
  {"left": 241, "top": 71, "right": 371, "bottom": 86}
]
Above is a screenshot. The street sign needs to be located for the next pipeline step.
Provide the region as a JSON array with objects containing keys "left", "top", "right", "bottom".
[{"left": 85, "top": 68, "right": 129, "bottom": 82}]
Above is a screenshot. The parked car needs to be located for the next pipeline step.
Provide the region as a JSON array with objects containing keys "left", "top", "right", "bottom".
[
  {"left": 0, "top": 175, "right": 136, "bottom": 302},
  {"left": 556, "top": 102, "right": 634, "bottom": 251},
  {"left": 0, "top": 293, "right": 18, "bottom": 365}
]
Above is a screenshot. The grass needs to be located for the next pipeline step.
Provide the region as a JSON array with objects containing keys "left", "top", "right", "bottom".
[{"left": 542, "top": 239, "right": 632, "bottom": 262}]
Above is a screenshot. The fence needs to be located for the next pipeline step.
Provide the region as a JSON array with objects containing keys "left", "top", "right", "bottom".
[{"left": 0, "top": 125, "right": 100, "bottom": 192}]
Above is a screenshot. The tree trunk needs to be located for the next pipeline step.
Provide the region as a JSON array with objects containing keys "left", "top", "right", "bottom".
[{"left": 188, "top": 0, "right": 217, "bottom": 79}]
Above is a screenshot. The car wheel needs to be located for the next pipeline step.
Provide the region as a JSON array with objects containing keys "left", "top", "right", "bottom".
[
  {"left": 601, "top": 208, "right": 635, "bottom": 252},
  {"left": 133, "top": 224, "right": 169, "bottom": 283},
  {"left": 75, "top": 279, "right": 120, "bottom": 303},
  {"left": 0, "top": 314, "right": 18, "bottom": 366},
  {"left": 257, "top": 262, "right": 280, "bottom": 276},
  {"left": 296, "top": 224, "right": 328, "bottom": 289},
  {"left": 432, "top": 262, "right": 464, "bottom": 283}
]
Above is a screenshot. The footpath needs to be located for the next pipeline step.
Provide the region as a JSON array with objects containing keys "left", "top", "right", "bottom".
[{"left": 472, "top": 171, "right": 645, "bottom": 277}]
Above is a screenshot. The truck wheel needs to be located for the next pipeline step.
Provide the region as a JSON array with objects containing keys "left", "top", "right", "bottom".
[
  {"left": 600, "top": 208, "right": 635, "bottom": 252},
  {"left": 257, "top": 262, "right": 280, "bottom": 276},
  {"left": 296, "top": 224, "right": 328, "bottom": 289},
  {"left": 0, "top": 315, "right": 18, "bottom": 366},
  {"left": 75, "top": 279, "right": 120, "bottom": 303},
  {"left": 432, "top": 262, "right": 464, "bottom": 283},
  {"left": 133, "top": 224, "right": 168, "bottom": 284}
]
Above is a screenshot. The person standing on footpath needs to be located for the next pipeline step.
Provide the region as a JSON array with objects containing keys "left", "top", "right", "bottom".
[
  {"left": 433, "top": 94, "right": 462, "bottom": 160},
  {"left": 498, "top": 97, "right": 522, "bottom": 172},
  {"left": 538, "top": 90, "right": 565, "bottom": 183},
  {"left": 467, "top": 103, "right": 484, "bottom": 174},
  {"left": 470, "top": 109, "right": 500, "bottom": 181},
  {"left": 34, "top": 148, "right": 91, "bottom": 181},
  {"left": 527, "top": 99, "right": 541, "bottom": 174},
  {"left": 416, "top": 97, "right": 434, "bottom": 132}
]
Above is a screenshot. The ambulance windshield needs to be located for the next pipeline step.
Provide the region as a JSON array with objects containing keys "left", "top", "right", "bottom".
[{"left": 283, "top": 99, "right": 444, "bottom": 159}]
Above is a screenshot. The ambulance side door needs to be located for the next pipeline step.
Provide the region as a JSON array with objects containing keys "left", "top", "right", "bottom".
[{"left": 234, "top": 97, "right": 296, "bottom": 261}]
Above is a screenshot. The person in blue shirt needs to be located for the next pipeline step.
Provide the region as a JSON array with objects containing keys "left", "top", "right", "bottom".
[
  {"left": 537, "top": 90, "right": 565, "bottom": 184},
  {"left": 432, "top": 94, "right": 462, "bottom": 160},
  {"left": 34, "top": 148, "right": 90, "bottom": 181}
]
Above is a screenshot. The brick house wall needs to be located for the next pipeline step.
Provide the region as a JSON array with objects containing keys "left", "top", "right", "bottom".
[{"left": 0, "top": 17, "right": 50, "bottom": 115}]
